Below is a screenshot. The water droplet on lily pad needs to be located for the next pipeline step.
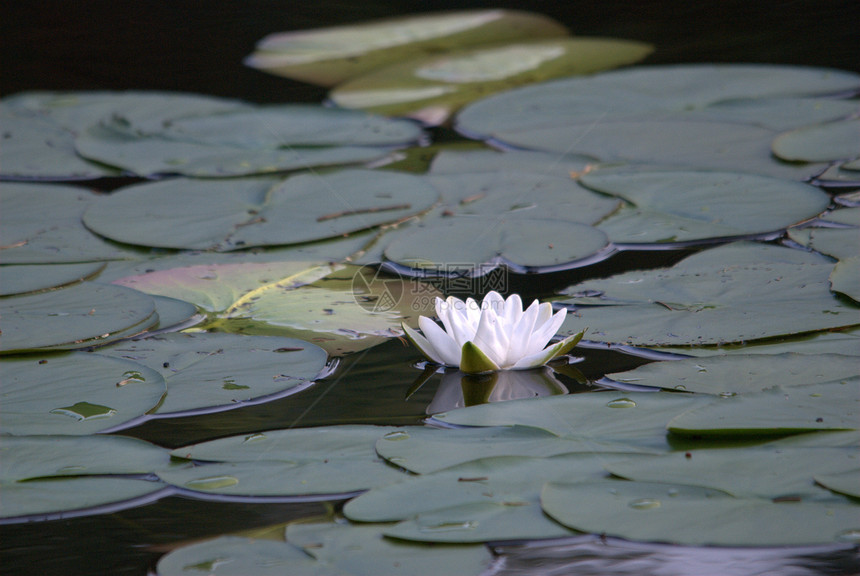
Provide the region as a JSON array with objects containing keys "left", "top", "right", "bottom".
[
  {"left": 606, "top": 397, "right": 637, "bottom": 408},
  {"left": 629, "top": 498, "right": 662, "bottom": 510},
  {"left": 835, "top": 529, "right": 860, "bottom": 543},
  {"left": 382, "top": 430, "right": 411, "bottom": 441},
  {"left": 185, "top": 475, "right": 240, "bottom": 490},
  {"left": 50, "top": 402, "right": 117, "bottom": 421}
]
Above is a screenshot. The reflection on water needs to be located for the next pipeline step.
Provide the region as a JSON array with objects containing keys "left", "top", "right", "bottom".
[{"left": 495, "top": 535, "right": 860, "bottom": 576}]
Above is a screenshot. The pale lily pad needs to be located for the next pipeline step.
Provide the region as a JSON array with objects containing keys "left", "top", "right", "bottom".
[
  {"left": 580, "top": 169, "right": 830, "bottom": 245},
  {"left": 0, "top": 262, "right": 104, "bottom": 296},
  {"left": 287, "top": 521, "right": 494, "bottom": 576},
  {"left": 788, "top": 207, "right": 860, "bottom": 261},
  {"left": 606, "top": 353, "right": 859, "bottom": 395},
  {"left": 0, "top": 353, "right": 166, "bottom": 435},
  {"left": 605, "top": 446, "right": 859, "bottom": 498},
  {"left": 429, "top": 148, "right": 595, "bottom": 177},
  {"left": 82, "top": 170, "right": 438, "bottom": 250},
  {"left": 815, "top": 469, "right": 860, "bottom": 499},
  {"left": 383, "top": 216, "right": 611, "bottom": 274},
  {"left": 674, "top": 97, "right": 860, "bottom": 131},
  {"left": 541, "top": 480, "right": 860, "bottom": 546},
  {"left": 492, "top": 120, "right": 824, "bottom": 180},
  {"left": 433, "top": 391, "right": 706, "bottom": 452},
  {"left": 97, "top": 333, "right": 328, "bottom": 416},
  {"left": 772, "top": 119, "right": 860, "bottom": 162},
  {"left": 0, "top": 106, "right": 117, "bottom": 180},
  {"left": 0, "top": 182, "right": 137, "bottom": 264},
  {"left": 651, "top": 326, "right": 860, "bottom": 358},
  {"left": 245, "top": 9, "right": 569, "bottom": 86},
  {"left": 148, "top": 295, "right": 201, "bottom": 332},
  {"left": 156, "top": 536, "right": 326, "bottom": 576},
  {"left": 456, "top": 64, "right": 860, "bottom": 139},
  {"left": 329, "top": 38, "right": 653, "bottom": 124},
  {"left": 557, "top": 242, "right": 860, "bottom": 347},
  {"left": 375, "top": 426, "right": 649, "bottom": 474},
  {"left": 831, "top": 257, "right": 860, "bottom": 303},
  {"left": 0, "top": 282, "right": 158, "bottom": 354},
  {"left": 667, "top": 379, "right": 859, "bottom": 437}
]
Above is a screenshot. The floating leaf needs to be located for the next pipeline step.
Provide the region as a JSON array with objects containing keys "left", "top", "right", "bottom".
[
  {"left": 815, "top": 469, "right": 860, "bottom": 499},
  {"left": 0, "top": 353, "right": 166, "bottom": 435},
  {"left": 580, "top": 169, "right": 830, "bottom": 245},
  {"left": 82, "top": 170, "right": 439, "bottom": 251},
  {"left": 329, "top": 38, "right": 653, "bottom": 124},
  {"left": 772, "top": 118, "right": 860, "bottom": 162},
  {"left": 245, "top": 9, "right": 569, "bottom": 86},
  {"left": 831, "top": 257, "right": 860, "bottom": 303},
  {"left": 0, "top": 282, "right": 158, "bottom": 354},
  {"left": 429, "top": 148, "right": 594, "bottom": 177},
  {"left": 667, "top": 379, "right": 859, "bottom": 437},
  {"left": 456, "top": 64, "right": 860, "bottom": 139},
  {"left": 0, "top": 262, "right": 105, "bottom": 296},
  {"left": 606, "top": 353, "right": 859, "bottom": 395},
  {"left": 673, "top": 97, "right": 860, "bottom": 131},
  {"left": 788, "top": 207, "right": 860, "bottom": 261},
  {"left": 98, "top": 333, "right": 328, "bottom": 416},
  {"left": 541, "top": 480, "right": 860, "bottom": 546},
  {"left": 0, "top": 182, "right": 137, "bottom": 264},
  {"left": 557, "top": 242, "right": 860, "bottom": 346}
]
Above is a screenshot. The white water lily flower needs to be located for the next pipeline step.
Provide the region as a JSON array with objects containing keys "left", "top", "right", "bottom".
[{"left": 402, "top": 291, "right": 584, "bottom": 374}]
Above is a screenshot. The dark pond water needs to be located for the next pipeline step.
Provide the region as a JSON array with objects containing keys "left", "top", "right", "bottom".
[{"left": 2, "top": 1, "right": 859, "bottom": 575}]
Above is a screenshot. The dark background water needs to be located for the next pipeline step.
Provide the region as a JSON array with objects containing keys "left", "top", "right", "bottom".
[{"left": 2, "top": 2, "right": 859, "bottom": 575}]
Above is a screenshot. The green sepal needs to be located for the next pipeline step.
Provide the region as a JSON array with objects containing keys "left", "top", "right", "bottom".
[{"left": 459, "top": 341, "right": 500, "bottom": 374}]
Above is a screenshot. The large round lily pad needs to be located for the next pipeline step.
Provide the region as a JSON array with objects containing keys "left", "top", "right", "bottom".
[
  {"left": 541, "top": 480, "right": 860, "bottom": 546},
  {"left": 0, "top": 282, "right": 158, "bottom": 354},
  {"left": 557, "top": 242, "right": 860, "bottom": 346},
  {"left": 579, "top": 169, "right": 830, "bottom": 245},
  {"left": 244, "top": 9, "right": 570, "bottom": 86},
  {"left": 82, "top": 170, "right": 439, "bottom": 251},
  {"left": 329, "top": 37, "right": 653, "bottom": 124},
  {"left": 0, "top": 262, "right": 105, "bottom": 296},
  {"left": 97, "top": 333, "right": 328, "bottom": 416},
  {"left": 0, "top": 353, "right": 166, "bottom": 435}
]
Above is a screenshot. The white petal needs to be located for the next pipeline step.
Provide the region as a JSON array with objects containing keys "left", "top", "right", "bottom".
[
  {"left": 419, "top": 316, "right": 461, "bottom": 366},
  {"left": 503, "top": 293, "right": 523, "bottom": 325},
  {"left": 506, "top": 300, "right": 539, "bottom": 365},
  {"left": 472, "top": 307, "right": 506, "bottom": 366},
  {"left": 401, "top": 321, "right": 445, "bottom": 365},
  {"left": 524, "top": 308, "right": 567, "bottom": 357}
]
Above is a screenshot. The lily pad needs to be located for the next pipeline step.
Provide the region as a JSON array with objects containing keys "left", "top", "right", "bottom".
[
  {"left": 0, "top": 182, "right": 137, "bottom": 264},
  {"left": 0, "top": 262, "right": 105, "bottom": 296},
  {"left": 788, "top": 207, "right": 860, "bottom": 261},
  {"left": 383, "top": 216, "right": 611, "bottom": 274},
  {"left": 156, "top": 536, "right": 325, "bottom": 576},
  {"left": 0, "top": 353, "right": 166, "bottom": 435},
  {"left": 0, "top": 282, "right": 158, "bottom": 354},
  {"left": 245, "top": 9, "right": 569, "bottom": 86},
  {"left": 674, "top": 97, "right": 860, "bottom": 131},
  {"left": 97, "top": 333, "right": 328, "bottom": 416},
  {"left": 667, "top": 379, "right": 859, "bottom": 437},
  {"left": 815, "top": 469, "right": 860, "bottom": 499},
  {"left": 557, "top": 242, "right": 860, "bottom": 346},
  {"left": 429, "top": 148, "right": 594, "bottom": 177},
  {"left": 375, "top": 426, "right": 649, "bottom": 474},
  {"left": 580, "top": 169, "right": 830, "bottom": 245},
  {"left": 329, "top": 38, "right": 653, "bottom": 124},
  {"left": 606, "top": 353, "right": 859, "bottom": 395},
  {"left": 82, "top": 170, "right": 439, "bottom": 251},
  {"left": 831, "top": 257, "right": 860, "bottom": 303},
  {"left": 772, "top": 119, "right": 860, "bottom": 162},
  {"left": 541, "top": 480, "right": 860, "bottom": 546},
  {"left": 456, "top": 64, "right": 860, "bottom": 139}
]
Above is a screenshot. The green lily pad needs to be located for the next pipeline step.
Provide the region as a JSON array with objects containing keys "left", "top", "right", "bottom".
[
  {"left": 329, "top": 37, "right": 653, "bottom": 124},
  {"left": 97, "top": 333, "right": 328, "bottom": 416},
  {"left": 580, "top": 169, "right": 830, "bottom": 245},
  {"left": 788, "top": 207, "right": 860, "bottom": 261},
  {"left": 0, "top": 262, "right": 105, "bottom": 296},
  {"left": 541, "top": 480, "right": 860, "bottom": 546},
  {"left": 667, "top": 379, "right": 859, "bottom": 437},
  {"left": 383, "top": 216, "right": 611, "bottom": 274},
  {"left": 831, "top": 257, "right": 860, "bottom": 303},
  {"left": 772, "top": 119, "right": 860, "bottom": 162},
  {"left": 492, "top": 120, "right": 824, "bottom": 180},
  {"left": 815, "top": 469, "right": 860, "bottom": 499},
  {"left": 557, "top": 242, "right": 860, "bottom": 346},
  {"left": 148, "top": 295, "right": 200, "bottom": 332},
  {"left": 0, "top": 353, "right": 166, "bottom": 435},
  {"left": 429, "top": 148, "right": 594, "bottom": 177},
  {"left": 651, "top": 326, "right": 860, "bottom": 358},
  {"left": 606, "top": 353, "right": 859, "bottom": 395},
  {"left": 605, "top": 446, "right": 859, "bottom": 498},
  {"left": 674, "top": 97, "right": 860, "bottom": 131},
  {"left": 433, "top": 391, "right": 706, "bottom": 452},
  {"left": 245, "top": 9, "right": 569, "bottom": 87},
  {"left": 82, "top": 170, "right": 438, "bottom": 250},
  {"left": 456, "top": 64, "right": 860, "bottom": 139},
  {"left": 375, "top": 426, "right": 650, "bottom": 474},
  {"left": 0, "top": 282, "right": 158, "bottom": 354},
  {"left": 0, "top": 106, "right": 117, "bottom": 180},
  {"left": 0, "top": 182, "right": 138, "bottom": 264}
]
